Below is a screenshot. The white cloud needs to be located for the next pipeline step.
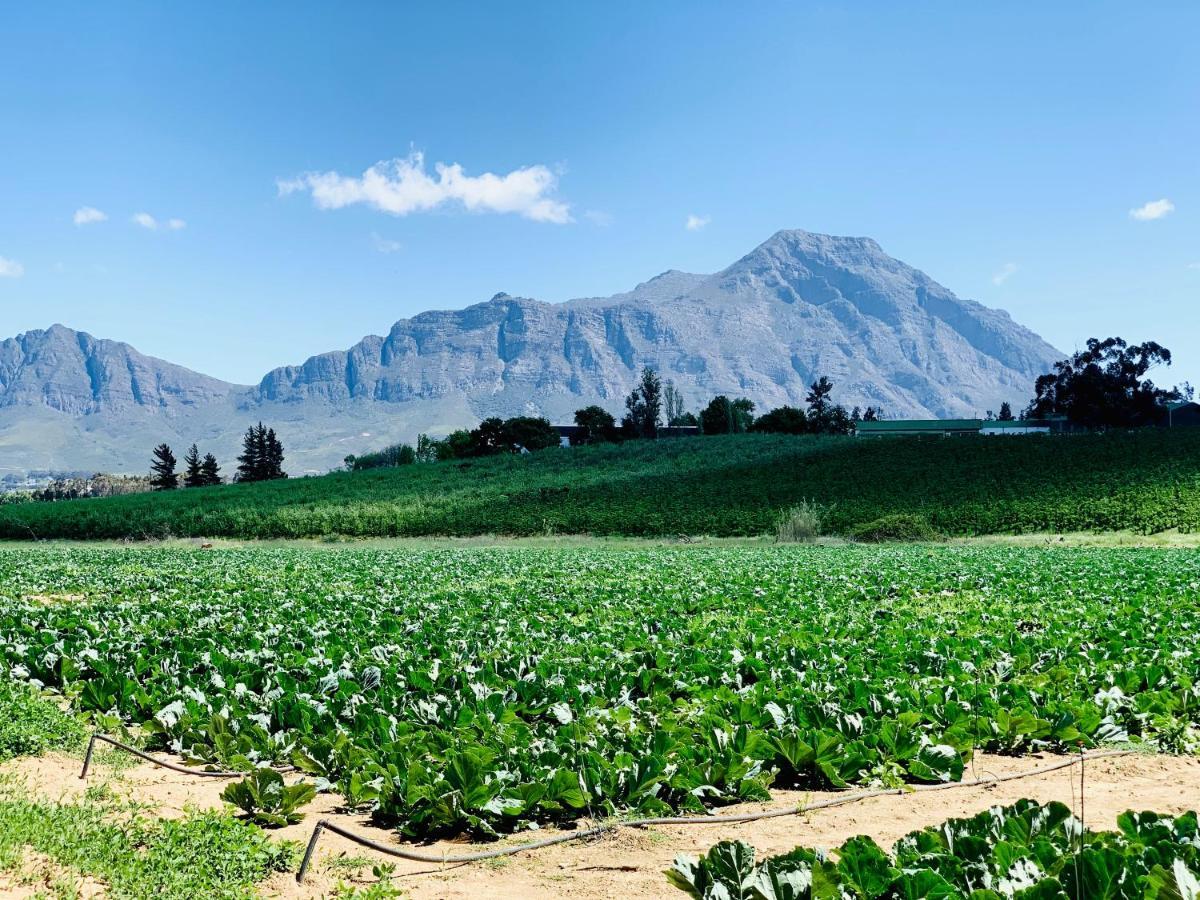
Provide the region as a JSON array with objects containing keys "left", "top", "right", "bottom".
[
  {"left": 0, "top": 256, "right": 24, "bottom": 278},
  {"left": 371, "top": 232, "right": 403, "bottom": 254},
  {"left": 1186, "top": 262, "right": 1200, "bottom": 270},
  {"left": 278, "top": 151, "right": 571, "bottom": 223},
  {"left": 73, "top": 206, "right": 107, "bottom": 226},
  {"left": 133, "top": 212, "right": 186, "bottom": 231},
  {"left": 992, "top": 262, "right": 1018, "bottom": 285},
  {"left": 685, "top": 214, "right": 711, "bottom": 231},
  {"left": 1129, "top": 198, "right": 1175, "bottom": 221},
  {"left": 584, "top": 209, "right": 613, "bottom": 227}
]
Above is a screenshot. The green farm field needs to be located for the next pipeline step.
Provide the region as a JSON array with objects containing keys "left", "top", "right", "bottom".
[
  {"left": 2, "top": 429, "right": 1200, "bottom": 541},
  {"left": 2, "top": 543, "right": 1198, "bottom": 845}
]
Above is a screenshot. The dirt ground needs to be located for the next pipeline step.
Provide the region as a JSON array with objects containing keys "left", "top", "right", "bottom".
[{"left": 2, "top": 749, "right": 1198, "bottom": 899}]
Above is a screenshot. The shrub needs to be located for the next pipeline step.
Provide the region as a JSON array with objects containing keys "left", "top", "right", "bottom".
[
  {"left": 847, "top": 513, "right": 939, "bottom": 543},
  {"left": 775, "top": 500, "right": 825, "bottom": 543}
]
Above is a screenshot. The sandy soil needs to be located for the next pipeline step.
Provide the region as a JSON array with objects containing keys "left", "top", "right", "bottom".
[{"left": 2, "top": 748, "right": 1198, "bottom": 899}]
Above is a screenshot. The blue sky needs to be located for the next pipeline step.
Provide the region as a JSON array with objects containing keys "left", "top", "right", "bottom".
[{"left": 1, "top": 2, "right": 1197, "bottom": 390}]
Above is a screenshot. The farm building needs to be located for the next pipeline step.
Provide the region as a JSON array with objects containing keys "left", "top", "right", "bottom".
[
  {"left": 552, "top": 424, "right": 700, "bottom": 446},
  {"left": 855, "top": 419, "right": 986, "bottom": 437},
  {"left": 1163, "top": 400, "right": 1200, "bottom": 428}
]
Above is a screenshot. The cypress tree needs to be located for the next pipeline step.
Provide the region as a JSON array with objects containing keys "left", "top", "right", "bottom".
[
  {"left": 149, "top": 443, "right": 178, "bottom": 490},
  {"left": 182, "top": 444, "right": 204, "bottom": 488},
  {"left": 200, "top": 453, "right": 222, "bottom": 486}
]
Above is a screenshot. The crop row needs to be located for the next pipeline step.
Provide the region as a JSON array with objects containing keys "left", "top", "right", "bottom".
[{"left": 0, "top": 545, "right": 1198, "bottom": 839}]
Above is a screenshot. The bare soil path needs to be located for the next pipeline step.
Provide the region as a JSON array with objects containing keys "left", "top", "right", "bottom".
[{"left": 3, "top": 749, "right": 1197, "bottom": 898}]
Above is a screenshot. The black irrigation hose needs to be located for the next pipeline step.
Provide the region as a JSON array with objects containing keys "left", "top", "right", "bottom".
[
  {"left": 294, "top": 748, "right": 1134, "bottom": 883},
  {"left": 78, "top": 733, "right": 293, "bottom": 779}
]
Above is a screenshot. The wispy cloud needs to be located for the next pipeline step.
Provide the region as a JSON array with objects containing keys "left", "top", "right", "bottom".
[
  {"left": 992, "top": 262, "right": 1018, "bottom": 286},
  {"left": 584, "top": 209, "right": 613, "bottom": 227},
  {"left": 73, "top": 206, "right": 107, "bottom": 226},
  {"left": 278, "top": 151, "right": 571, "bottom": 223},
  {"left": 371, "top": 232, "right": 403, "bottom": 254},
  {"left": 1129, "top": 198, "right": 1175, "bottom": 221},
  {"left": 1188, "top": 262, "right": 1200, "bottom": 270},
  {"left": 133, "top": 212, "right": 186, "bottom": 231},
  {"left": 0, "top": 256, "right": 24, "bottom": 278},
  {"left": 685, "top": 214, "right": 711, "bottom": 231}
]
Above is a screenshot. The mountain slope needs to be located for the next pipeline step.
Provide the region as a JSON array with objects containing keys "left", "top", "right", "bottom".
[{"left": 0, "top": 229, "right": 1062, "bottom": 475}]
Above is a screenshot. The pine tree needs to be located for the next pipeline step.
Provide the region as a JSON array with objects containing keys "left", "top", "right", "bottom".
[
  {"left": 998, "top": 401, "right": 1015, "bottom": 421},
  {"left": 149, "top": 443, "right": 178, "bottom": 490},
  {"left": 236, "top": 424, "right": 263, "bottom": 482},
  {"left": 182, "top": 444, "right": 204, "bottom": 488},
  {"left": 264, "top": 428, "right": 286, "bottom": 479},
  {"left": 200, "top": 453, "right": 221, "bottom": 486}
]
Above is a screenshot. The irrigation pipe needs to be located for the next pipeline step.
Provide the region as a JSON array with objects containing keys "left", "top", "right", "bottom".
[
  {"left": 78, "top": 733, "right": 293, "bottom": 780},
  {"left": 295, "top": 748, "right": 1133, "bottom": 883}
]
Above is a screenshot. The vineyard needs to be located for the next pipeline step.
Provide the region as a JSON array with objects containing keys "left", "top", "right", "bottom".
[
  {"left": 1, "top": 544, "right": 1197, "bottom": 843},
  {"left": 0, "top": 429, "right": 1198, "bottom": 540}
]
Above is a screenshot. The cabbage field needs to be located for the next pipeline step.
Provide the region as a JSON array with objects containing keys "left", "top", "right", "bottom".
[{"left": 1, "top": 545, "right": 1198, "bottom": 841}]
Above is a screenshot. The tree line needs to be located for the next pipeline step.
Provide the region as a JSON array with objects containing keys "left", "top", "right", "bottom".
[
  {"left": 345, "top": 368, "right": 880, "bottom": 470},
  {"left": 149, "top": 423, "right": 287, "bottom": 490},
  {"left": 572, "top": 367, "right": 882, "bottom": 444}
]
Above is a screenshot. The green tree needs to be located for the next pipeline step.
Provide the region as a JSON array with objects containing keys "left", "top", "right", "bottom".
[
  {"left": 149, "top": 443, "right": 178, "bottom": 491},
  {"left": 700, "top": 396, "right": 755, "bottom": 434},
  {"left": 664, "top": 380, "right": 687, "bottom": 426},
  {"left": 997, "top": 401, "right": 1015, "bottom": 421},
  {"left": 622, "top": 366, "right": 662, "bottom": 439},
  {"left": 235, "top": 424, "right": 264, "bottom": 482},
  {"left": 264, "top": 428, "right": 286, "bottom": 479},
  {"left": 182, "top": 444, "right": 204, "bottom": 488},
  {"left": 415, "top": 434, "right": 439, "bottom": 462},
  {"left": 1025, "top": 337, "right": 1180, "bottom": 428},
  {"left": 572, "top": 406, "right": 618, "bottom": 445},
  {"left": 200, "top": 453, "right": 222, "bottom": 486},
  {"left": 752, "top": 405, "right": 808, "bottom": 434},
  {"left": 502, "top": 416, "right": 559, "bottom": 453}
]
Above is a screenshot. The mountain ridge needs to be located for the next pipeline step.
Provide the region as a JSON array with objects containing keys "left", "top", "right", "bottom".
[{"left": 0, "top": 229, "right": 1062, "bottom": 475}]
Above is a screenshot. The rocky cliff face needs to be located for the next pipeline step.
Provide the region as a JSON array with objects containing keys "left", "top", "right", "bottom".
[
  {"left": 0, "top": 229, "right": 1062, "bottom": 474},
  {"left": 254, "top": 229, "right": 1060, "bottom": 420},
  {"left": 0, "top": 324, "right": 239, "bottom": 415}
]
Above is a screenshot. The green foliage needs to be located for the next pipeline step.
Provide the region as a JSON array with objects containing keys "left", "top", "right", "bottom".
[
  {"left": 1028, "top": 336, "right": 1180, "bottom": 427},
  {"left": 220, "top": 768, "right": 317, "bottom": 827},
  {"left": 0, "top": 680, "right": 85, "bottom": 761},
  {"left": 623, "top": 366, "right": 663, "bottom": 439},
  {"left": 2, "top": 430, "right": 1199, "bottom": 540},
  {"left": 573, "top": 405, "right": 620, "bottom": 444},
  {"left": 700, "top": 396, "right": 756, "bottom": 435},
  {"left": 0, "top": 776, "right": 295, "bottom": 898},
  {"left": 774, "top": 501, "right": 825, "bottom": 543},
  {"left": 847, "top": 513, "right": 939, "bottom": 543},
  {"left": 149, "top": 443, "right": 178, "bottom": 491},
  {"left": 752, "top": 405, "right": 808, "bottom": 434},
  {"left": 1, "top": 545, "right": 1198, "bottom": 840},
  {"left": 668, "top": 800, "right": 1200, "bottom": 899},
  {"left": 347, "top": 443, "right": 417, "bottom": 471}
]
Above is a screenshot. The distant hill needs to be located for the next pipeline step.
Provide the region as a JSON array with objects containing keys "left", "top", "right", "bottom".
[
  {"left": 0, "top": 430, "right": 1196, "bottom": 541},
  {"left": 0, "top": 229, "right": 1061, "bottom": 475}
]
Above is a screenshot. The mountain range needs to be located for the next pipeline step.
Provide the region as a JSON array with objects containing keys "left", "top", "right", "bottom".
[{"left": 0, "top": 229, "right": 1061, "bottom": 476}]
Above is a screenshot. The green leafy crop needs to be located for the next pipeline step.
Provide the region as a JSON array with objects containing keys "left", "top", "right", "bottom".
[
  {"left": 221, "top": 768, "right": 317, "bottom": 827},
  {"left": 1, "top": 545, "right": 1198, "bottom": 840},
  {"left": 668, "top": 799, "right": 1200, "bottom": 899}
]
